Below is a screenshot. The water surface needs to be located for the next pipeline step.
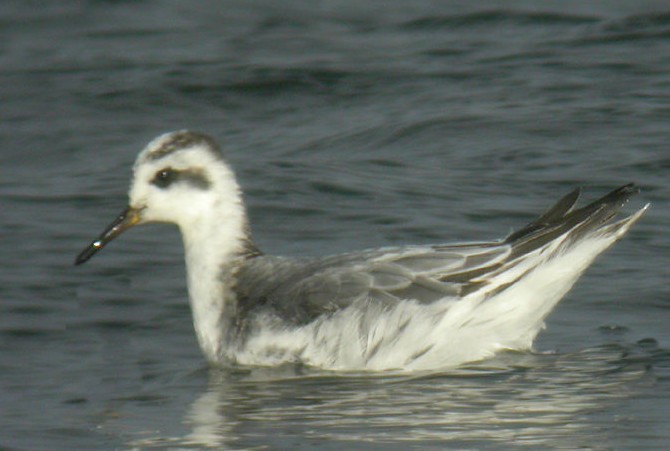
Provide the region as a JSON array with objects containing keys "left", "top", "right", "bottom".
[{"left": 1, "top": 1, "right": 669, "bottom": 449}]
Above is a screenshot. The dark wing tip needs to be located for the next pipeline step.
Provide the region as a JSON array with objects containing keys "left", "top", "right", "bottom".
[
  {"left": 506, "top": 183, "right": 641, "bottom": 250},
  {"left": 613, "top": 182, "right": 637, "bottom": 194},
  {"left": 505, "top": 186, "right": 581, "bottom": 243},
  {"left": 582, "top": 183, "right": 639, "bottom": 211}
]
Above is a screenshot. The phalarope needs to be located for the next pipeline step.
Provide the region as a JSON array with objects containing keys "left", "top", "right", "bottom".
[{"left": 75, "top": 131, "right": 648, "bottom": 371}]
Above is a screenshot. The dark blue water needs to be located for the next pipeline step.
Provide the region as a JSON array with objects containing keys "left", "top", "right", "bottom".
[{"left": 2, "top": 1, "right": 669, "bottom": 449}]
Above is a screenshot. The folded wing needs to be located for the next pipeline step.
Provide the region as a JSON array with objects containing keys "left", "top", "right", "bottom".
[{"left": 235, "top": 184, "right": 645, "bottom": 325}]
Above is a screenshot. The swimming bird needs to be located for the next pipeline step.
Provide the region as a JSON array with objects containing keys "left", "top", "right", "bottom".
[{"left": 75, "top": 131, "right": 648, "bottom": 371}]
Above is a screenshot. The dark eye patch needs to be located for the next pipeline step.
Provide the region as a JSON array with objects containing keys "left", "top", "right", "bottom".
[
  {"left": 151, "top": 167, "right": 210, "bottom": 190},
  {"left": 152, "top": 168, "right": 178, "bottom": 188}
]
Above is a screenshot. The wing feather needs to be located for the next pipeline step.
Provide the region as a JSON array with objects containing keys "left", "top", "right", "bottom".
[
  {"left": 235, "top": 243, "right": 509, "bottom": 324},
  {"left": 234, "top": 184, "right": 643, "bottom": 326}
]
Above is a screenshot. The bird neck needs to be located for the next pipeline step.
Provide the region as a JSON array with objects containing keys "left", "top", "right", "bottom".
[{"left": 178, "top": 200, "right": 252, "bottom": 363}]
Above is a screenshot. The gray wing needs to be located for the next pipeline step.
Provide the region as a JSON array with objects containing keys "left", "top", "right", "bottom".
[
  {"left": 234, "top": 183, "right": 641, "bottom": 325},
  {"left": 234, "top": 242, "right": 511, "bottom": 324}
]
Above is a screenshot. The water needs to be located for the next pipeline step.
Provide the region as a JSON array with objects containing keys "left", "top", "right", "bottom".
[{"left": 1, "top": 0, "right": 669, "bottom": 448}]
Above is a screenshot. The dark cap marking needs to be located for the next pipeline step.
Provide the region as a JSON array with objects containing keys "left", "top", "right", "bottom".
[{"left": 148, "top": 131, "right": 222, "bottom": 162}]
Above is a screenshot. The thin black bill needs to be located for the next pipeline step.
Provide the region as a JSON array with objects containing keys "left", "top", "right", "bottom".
[{"left": 74, "top": 206, "right": 141, "bottom": 265}]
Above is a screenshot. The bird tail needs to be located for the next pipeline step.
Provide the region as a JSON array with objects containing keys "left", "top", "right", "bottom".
[
  {"left": 436, "top": 184, "right": 648, "bottom": 363},
  {"left": 506, "top": 183, "right": 647, "bottom": 259}
]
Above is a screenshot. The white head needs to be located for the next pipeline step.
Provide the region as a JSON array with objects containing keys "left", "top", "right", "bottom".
[
  {"left": 75, "top": 130, "right": 258, "bottom": 265},
  {"left": 130, "top": 130, "right": 242, "bottom": 226}
]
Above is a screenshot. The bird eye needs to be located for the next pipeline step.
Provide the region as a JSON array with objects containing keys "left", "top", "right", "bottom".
[{"left": 152, "top": 168, "right": 178, "bottom": 188}]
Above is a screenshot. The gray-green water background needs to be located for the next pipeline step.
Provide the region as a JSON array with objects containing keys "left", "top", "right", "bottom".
[{"left": 1, "top": 1, "right": 669, "bottom": 449}]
